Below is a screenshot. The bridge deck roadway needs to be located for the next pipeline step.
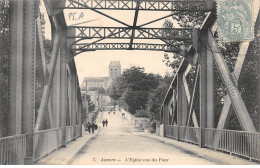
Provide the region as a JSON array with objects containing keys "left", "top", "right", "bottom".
[
  {"left": 37, "top": 111, "right": 257, "bottom": 165},
  {"left": 70, "top": 111, "right": 216, "bottom": 165}
]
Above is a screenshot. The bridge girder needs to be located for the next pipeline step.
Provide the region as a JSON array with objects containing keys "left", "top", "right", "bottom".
[
  {"left": 62, "top": 0, "right": 214, "bottom": 11},
  {"left": 73, "top": 43, "right": 180, "bottom": 55},
  {"left": 68, "top": 26, "right": 192, "bottom": 41}
]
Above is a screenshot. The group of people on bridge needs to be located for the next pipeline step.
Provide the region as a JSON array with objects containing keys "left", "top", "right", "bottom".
[
  {"left": 102, "top": 119, "right": 108, "bottom": 127},
  {"left": 85, "top": 121, "right": 98, "bottom": 133}
]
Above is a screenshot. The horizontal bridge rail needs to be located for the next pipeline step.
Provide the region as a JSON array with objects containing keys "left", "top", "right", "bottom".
[
  {"left": 164, "top": 125, "right": 260, "bottom": 161},
  {"left": 68, "top": 27, "right": 192, "bottom": 40},
  {"left": 34, "top": 128, "right": 63, "bottom": 161},
  {"left": 204, "top": 128, "right": 260, "bottom": 161},
  {"left": 64, "top": 0, "right": 212, "bottom": 11},
  {"left": 66, "top": 125, "right": 81, "bottom": 143},
  {"left": 74, "top": 43, "right": 179, "bottom": 53},
  {"left": 0, "top": 134, "right": 26, "bottom": 165},
  {"left": 0, "top": 126, "right": 82, "bottom": 164}
]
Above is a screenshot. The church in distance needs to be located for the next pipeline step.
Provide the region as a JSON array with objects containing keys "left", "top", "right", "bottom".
[{"left": 82, "top": 61, "right": 121, "bottom": 90}]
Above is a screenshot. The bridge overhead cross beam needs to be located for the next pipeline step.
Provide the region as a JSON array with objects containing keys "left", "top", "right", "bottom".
[
  {"left": 67, "top": 26, "right": 192, "bottom": 41},
  {"left": 73, "top": 43, "right": 179, "bottom": 54},
  {"left": 62, "top": 0, "right": 214, "bottom": 11}
]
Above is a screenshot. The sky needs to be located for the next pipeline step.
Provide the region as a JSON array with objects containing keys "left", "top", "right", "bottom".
[{"left": 40, "top": 0, "right": 177, "bottom": 85}]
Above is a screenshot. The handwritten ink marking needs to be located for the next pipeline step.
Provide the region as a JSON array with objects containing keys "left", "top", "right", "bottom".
[{"left": 68, "top": 12, "right": 84, "bottom": 21}]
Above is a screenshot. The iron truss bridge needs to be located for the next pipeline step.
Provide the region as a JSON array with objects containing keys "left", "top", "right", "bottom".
[
  {"left": 73, "top": 43, "right": 180, "bottom": 54},
  {"left": 68, "top": 26, "right": 192, "bottom": 40},
  {"left": 64, "top": 0, "right": 213, "bottom": 11}
]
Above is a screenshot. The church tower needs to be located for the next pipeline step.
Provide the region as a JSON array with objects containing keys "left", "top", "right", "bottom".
[{"left": 109, "top": 61, "right": 121, "bottom": 79}]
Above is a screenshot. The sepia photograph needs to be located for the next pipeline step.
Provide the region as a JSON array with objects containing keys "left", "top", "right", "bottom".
[{"left": 0, "top": 0, "right": 259, "bottom": 166}]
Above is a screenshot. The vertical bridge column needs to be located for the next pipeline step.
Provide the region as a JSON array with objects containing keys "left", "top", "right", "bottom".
[
  {"left": 60, "top": 27, "right": 68, "bottom": 147},
  {"left": 9, "top": 0, "right": 24, "bottom": 136},
  {"left": 199, "top": 28, "right": 215, "bottom": 147},
  {"left": 177, "top": 62, "right": 189, "bottom": 141},
  {"left": 52, "top": 49, "right": 61, "bottom": 128},
  {"left": 76, "top": 78, "right": 83, "bottom": 137},
  {"left": 67, "top": 28, "right": 77, "bottom": 140},
  {"left": 22, "top": 0, "right": 38, "bottom": 164},
  {"left": 70, "top": 62, "right": 77, "bottom": 140}
]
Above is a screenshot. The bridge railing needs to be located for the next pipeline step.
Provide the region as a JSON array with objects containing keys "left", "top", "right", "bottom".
[
  {"left": 74, "top": 125, "right": 81, "bottom": 138},
  {"left": 164, "top": 125, "right": 178, "bottom": 139},
  {"left": 0, "top": 134, "right": 26, "bottom": 165},
  {"left": 179, "top": 126, "right": 200, "bottom": 145},
  {"left": 165, "top": 125, "right": 260, "bottom": 161},
  {"left": 66, "top": 125, "right": 82, "bottom": 143},
  {"left": 66, "top": 126, "right": 74, "bottom": 143},
  {"left": 204, "top": 128, "right": 260, "bottom": 161},
  {"left": 34, "top": 128, "right": 62, "bottom": 161}
]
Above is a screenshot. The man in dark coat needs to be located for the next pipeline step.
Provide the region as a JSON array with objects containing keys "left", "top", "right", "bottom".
[
  {"left": 105, "top": 119, "right": 108, "bottom": 127},
  {"left": 91, "top": 122, "right": 95, "bottom": 133},
  {"left": 87, "top": 122, "right": 91, "bottom": 133}
]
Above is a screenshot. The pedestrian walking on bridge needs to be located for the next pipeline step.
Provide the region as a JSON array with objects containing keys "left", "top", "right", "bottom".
[
  {"left": 102, "top": 120, "right": 105, "bottom": 127},
  {"left": 87, "top": 122, "right": 91, "bottom": 133},
  {"left": 105, "top": 119, "right": 108, "bottom": 127},
  {"left": 91, "top": 122, "right": 95, "bottom": 133}
]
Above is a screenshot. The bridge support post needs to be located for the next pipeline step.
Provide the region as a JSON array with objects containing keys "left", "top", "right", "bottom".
[
  {"left": 160, "top": 105, "right": 165, "bottom": 137},
  {"left": 71, "top": 67, "right": 77, "bottom": 140},
  {"left": 52, "top": 51, "right": 61, "bottom": 128},
  {"left": 77, "top": 89, "right": 83, "bottom": 137},
  {"left": 176, "top": 75, "right": 181, "bottom": 141},
  {"left": 199, "top": 28, "right": 215, "bottom": 148},
  {"left": 60, "top": 28, "right": 68, "bottom": 147},
  {"left": 177, "top": 72, "right": 188, "bottom": 141},
  {"left": 163, "top": 103, "right": 168, "bottom": 137},
  {"left": 9, "top": 0, "right": 24, "bottom": 136},
  {"left": 22, "top": 0, "right": 39, "bottom": 164}
]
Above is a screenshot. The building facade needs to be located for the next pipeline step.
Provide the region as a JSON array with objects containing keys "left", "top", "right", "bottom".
[
  {"left": 109, "top": 61, "right": 121, "bottom": 79},
  {"left": 82, "top": 61, "right": 122, "bottom": 90}
]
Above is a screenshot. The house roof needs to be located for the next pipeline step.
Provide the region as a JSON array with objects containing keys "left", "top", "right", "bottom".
[{"left": 83, "top": 77, "right": 108, "bottom": 83}]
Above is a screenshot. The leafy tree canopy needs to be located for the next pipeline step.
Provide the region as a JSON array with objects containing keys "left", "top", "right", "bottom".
[{"left": 108, "top": 66, "right": 162, "bottom": 114}]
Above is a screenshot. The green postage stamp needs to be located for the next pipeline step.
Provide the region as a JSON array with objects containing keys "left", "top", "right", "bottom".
[{"left": 217, "top": 0, "right": 254, "bottom": 42}]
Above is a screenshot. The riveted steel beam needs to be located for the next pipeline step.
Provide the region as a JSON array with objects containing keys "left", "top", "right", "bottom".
[
  {"left": 35, "top": 29, "right": 61, "bottom": 131},
  {"left": 73, "top": 43, "right": 179, "bottom": 54},
  {"left": 60, "top": 28, "right": 68, "bottom": 147},
  {"left": 63, "top": 0, "right": 213, "bottom": 11},
  {"left": 216, "top": 9, "right": 260, "bottom": 130},
  {"left": 129, "top": 1, "right": 140, "bottom": 48},
  {"left": 22, "top": 0, "right": 39, "bottom": 164},
  {"left": 68, "top": 26, "right": 192, "bottom": 41},
  {"left": 208, "top": 30, "right": 256, "bottom": 132},
  {"left": 9, "top": 0, "right": 24, "bottom": 135}
]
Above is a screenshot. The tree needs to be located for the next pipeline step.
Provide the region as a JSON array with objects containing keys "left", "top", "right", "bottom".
[
  {"left": 86, "top": 95, "right": 95, "bottom": 113},
  {"left": 97, "top": 87, "right": 106, "bottom": 95},
  {"left": 108, "top": 66, "right": 161, "bottom": 114},
  {"left": 108, "top": 77, "right": 124, "bottom": 102},
  {"left": 146, "top": 75, "right": 173, "bottom": 121},
  {"left": 0, "top": 0, "right": 9, "bottom": 137},
  {"left": 82, "top": 94, "right": 95, "bottom": 122},
  {"left": 162, "top": 19, "right": 184, "bottom": 73}
]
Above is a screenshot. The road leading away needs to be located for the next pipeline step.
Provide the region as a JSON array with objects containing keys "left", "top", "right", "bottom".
[{"left": 70, "top": 111, "right": 216, "bottom": 165}]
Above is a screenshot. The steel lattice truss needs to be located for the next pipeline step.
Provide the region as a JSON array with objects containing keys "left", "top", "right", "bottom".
[
  {"left": 74, "top": 43, "right": 179, "bottom": 53},
  {"left": 68, "top": 26, "right": 192, "bottom": 40},
  {"left": 65, "top": 0, "right": 211, "bottom": 11}
]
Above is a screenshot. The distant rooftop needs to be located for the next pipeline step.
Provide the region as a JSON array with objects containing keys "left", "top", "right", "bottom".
[
  {"left": 109, "top": 61, "right": 121, "bottom": 67},
  {"left": 83, "top": 77, "right": 108, "bottom": 83}
]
